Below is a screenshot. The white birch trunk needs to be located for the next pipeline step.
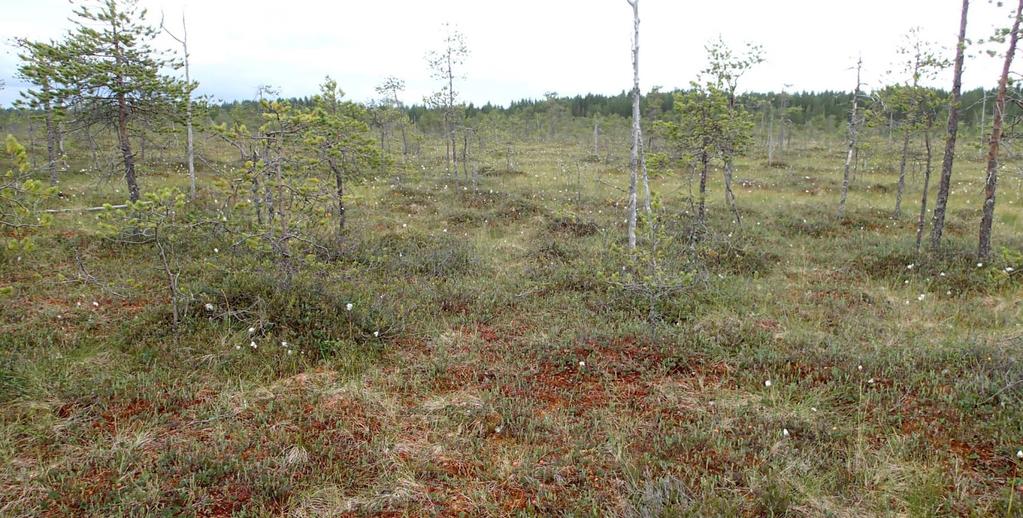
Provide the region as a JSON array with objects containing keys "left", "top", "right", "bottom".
[{"left": 626, "top": 0, "right": 641, "bottom": 249}]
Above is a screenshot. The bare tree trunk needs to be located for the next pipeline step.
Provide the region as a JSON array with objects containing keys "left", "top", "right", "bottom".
[
  {"left": 27, "top": 119, "right": 37, "bottom": 171},
  {"left": 722, "top": 88, "right": 742, "bottom": 225},
  {"left": 916, "top": 130, "right": 933, "bottom": 253},
  {"left": 930, "top": 0, "right": 969, "bottom": 251},
  {"left": 155, "top": 231, "right": 179, "bottom": 328},
  {"left": 43, "top": 94, "right": 58, "bottom": 186},
  {"left": 698, "top": 154, "right": 709, "bottom": 224},
  {"left": 462, "top": 130, "right": 469, "bottom": 180},
  {"left": 445, "top": 133, "right": 451, "bottom": 175},
  {"left": 778, "top": 89, "right": 789, "bottom": 158},
  {"left": 330, "top": 158, "right": 346, "bottom": 235},
  {"left": 893, "top": 131, "right": 911, "bottom": 218},
  {"left": 626, "top": 0, "right": 641, "bottom": 249},
  {"left": 87, "top": 128, "right": 99, "bottom": 170},
  {"left": 164, "top": 13, "right": 196, "bottom": 200},
  {"left": 838, "top": 58, "right": 862, "bottom": 219},
  {"left": 640, "top": 127, "right": 651, "bottom": 215},
  {"left": 117, "top": 91, "right": 140, "bottom": 202},
  {"left": 400, "top": 121, "right": 409, "bottom": 159},
  {"left": 979, "top": 87, "right": 987, "bottom": 159},
  {"left": 978, "top": 0, "right": 1022, "bottom": 259},
  {"left": 723, "top": 157, "right": 740, "bottom": 224},
  {"left": 447, "top": 49, "right": 457, "bottom": 176}
]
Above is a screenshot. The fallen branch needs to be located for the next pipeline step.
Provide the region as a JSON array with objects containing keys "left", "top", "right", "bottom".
[{"left": 44, "top": 204, "right": 130, "bottom": 213}]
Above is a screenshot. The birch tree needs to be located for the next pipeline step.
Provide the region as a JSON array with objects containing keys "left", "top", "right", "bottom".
[
  {"left": 658, "top": 85, "right": 739, "bottom": 227},
  {"left": 426, "top": 24, "right": 468, "bottom": 176},
  {"left": 626, "top": 0, "right": 647, "bottom": 249},
  {"left": 873, "top": 30, "right": 948, "bottom": 219},
  {"left": 914, "top": 87, "right": 944, "bottom": 253},
  {"left": 161, "top": 11, "right": 197, "bottom": 201},
  {"left": 376, "top": 76, "right": 409, "bottom": 160},
  {"left": 838, "top": 58, "right": 863, "bottom": 219},
  {"left": 703, "top": 38, "right": 763, "bottom": 224},
  {"left": 977, "top": 0, "right": 1023, "bottom": 259},
  {"left": 930, "top": 0, "right": 970, "bottom": 250}
]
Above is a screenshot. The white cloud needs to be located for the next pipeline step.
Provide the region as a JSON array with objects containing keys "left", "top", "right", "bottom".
[{"left": 0, "top": 0, "right": 1012, "bottom": 107}]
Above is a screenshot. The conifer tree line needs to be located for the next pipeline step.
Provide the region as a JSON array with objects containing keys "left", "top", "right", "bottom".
[{"left": 3, "top": 0, "right": 1023, "bottom": 263}]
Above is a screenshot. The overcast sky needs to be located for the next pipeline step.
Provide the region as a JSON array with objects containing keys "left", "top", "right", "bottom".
[{"left": 0, "top": 0, "right": 1015, "bottom": 107}]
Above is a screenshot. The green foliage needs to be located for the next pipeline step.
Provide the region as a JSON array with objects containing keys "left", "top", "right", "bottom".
[
  {"left": 1, "top": 135, "right": 56, "bottom": 262},
  {"left": 302, "top": 77, "right": 380, "bottom": 185},
  {"left": 59, "top": 0, "right": 191, "bottom": 121},
  {"left": 13, "top": 38, "right": 67, "bottom": 120},
  {"left": 868, "top": 29, "right": 949, "bottom": 133},
  {"left": 658, "top": 85, "right": 756, "bottom": 191}
]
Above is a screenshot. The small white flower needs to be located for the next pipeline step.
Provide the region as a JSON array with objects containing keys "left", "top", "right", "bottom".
[
  {"left": 858, "top": 365, "right": 863, "bottom": 371},
  {"left": 495, "top": 425, "right": 503, "bottom": 433},
  {"left": 250, "top": 341, "right": 257, "bottom": 348},
  {"left": 287, "top": 349, "right": 293, "bottom": 355},
  {"left": 92, "top": 301, "right": 99, "bottom": 307},
  {"left": 977, "top": 262, "right": 984, "bottom": 268},
  {"left": 907, "top": 264, "right": 914, "bottom": 270},
  {"left": 917, "top": 294, "right": 926, "bottom": 301},
  {"left": 867, "top": 378, "right": 875, "bottom": 384},
  {"left": 281, "top": 341, "right": 288, "bottom": 347},
  {"left": 764, "top": 380, "right": 772, "bottom": 388},
  {"left": 810, "top": 407, "right": 818, "bottom": 412},
  {"left": 235, "top": 345, "right": 241, "bottom": 350},
  {"left": 578, "top": 361, "right": 586, "bottom": 368},
  {"left": 346, "top": 303, "right": 353, "bottom": 311},
  {"left": 214, "top": 248, "right": 219, "bottom": 253},
  {"left": 782, "top": 428, "right": 790, "bottom": 437},
  {"left": 1006, "top": 267, "right": 1015, "bottom": 273},
  {"left": 1017, "top": 449, "right": 1023, "bottom": 459},
  {"left": 373, "top": 331, "right": 379, "bottom": 337},
  {"left": 248, "top": 327, "right": 256, "bottom": 334},
  {"left": 205, "top": 303, "right": 215, "bottom": 311}
]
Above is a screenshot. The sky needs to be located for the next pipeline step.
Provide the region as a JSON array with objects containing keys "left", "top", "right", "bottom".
[{"left": 0, "top": 0, "right": 1015, "bottom": 108}]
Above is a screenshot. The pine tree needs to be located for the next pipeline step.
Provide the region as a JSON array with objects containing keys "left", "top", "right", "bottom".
[
  {"left": 14, "top": 38, "right": 66, "bottom": 186},
  {"left": 59, "top": 0, "right": 190, "bottom": 202}
]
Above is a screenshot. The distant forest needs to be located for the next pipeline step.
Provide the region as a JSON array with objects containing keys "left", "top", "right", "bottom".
[{"left": 21, "top": 86, "right": 988, "bottom": 130}]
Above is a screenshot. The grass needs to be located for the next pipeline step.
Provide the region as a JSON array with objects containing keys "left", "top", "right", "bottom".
[{"left": 1, "top": 133, "right": 1022, "bottom": 516}]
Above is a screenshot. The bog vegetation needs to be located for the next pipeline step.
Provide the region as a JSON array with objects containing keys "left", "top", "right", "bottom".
[{"left": 1, "top": 0, "right": 1023, "bottom": 516}]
